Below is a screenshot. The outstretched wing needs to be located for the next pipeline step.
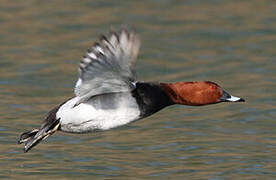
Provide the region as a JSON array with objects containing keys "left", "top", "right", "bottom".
[{"left": 74, "top": 28, "right": 140, "bottom": 104}]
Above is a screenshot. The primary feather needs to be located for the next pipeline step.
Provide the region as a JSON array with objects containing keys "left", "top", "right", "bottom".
[{"left": 74, "top": 28, "right": 140, "bottom": 105}]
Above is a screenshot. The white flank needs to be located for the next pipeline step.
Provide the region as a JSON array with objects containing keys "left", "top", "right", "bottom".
[{"left": 56, "top": 94, "right": 140, "bottom": 133}]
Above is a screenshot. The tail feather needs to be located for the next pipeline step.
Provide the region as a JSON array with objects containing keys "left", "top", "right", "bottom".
[{"left": 18, "top": 118, "right": 60, "bottom": 153}]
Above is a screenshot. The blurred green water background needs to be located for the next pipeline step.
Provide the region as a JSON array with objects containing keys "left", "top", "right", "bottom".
[{"left": 0, "top": 0, "right": 275, "bottom": 179}]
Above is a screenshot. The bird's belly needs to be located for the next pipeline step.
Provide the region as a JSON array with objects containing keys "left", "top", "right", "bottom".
[{"left": 56, "top": 96, "right": 141, "bottom": 133}]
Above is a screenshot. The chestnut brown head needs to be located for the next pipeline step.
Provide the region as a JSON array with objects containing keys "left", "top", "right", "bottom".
[{"left": 161, "top": 81, "right": 244, "bottom": 106}]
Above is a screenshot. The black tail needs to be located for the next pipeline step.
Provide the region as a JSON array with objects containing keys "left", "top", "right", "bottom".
[{"left": 18, "top": 118, "right": 60, "bottom": 153}]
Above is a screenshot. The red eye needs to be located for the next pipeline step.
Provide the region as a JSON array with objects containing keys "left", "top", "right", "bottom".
[{"left": 210, "top": 86, "right": 216, "bottom": 90}]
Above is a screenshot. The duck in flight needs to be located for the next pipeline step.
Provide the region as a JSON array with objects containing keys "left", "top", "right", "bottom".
[{"left": 18, "top": 28, "right": 245, "bottom": 152}]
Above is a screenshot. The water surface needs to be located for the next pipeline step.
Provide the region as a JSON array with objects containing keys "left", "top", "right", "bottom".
[{"left": 0, "top": 0, "right": 276, "bottom": 179}]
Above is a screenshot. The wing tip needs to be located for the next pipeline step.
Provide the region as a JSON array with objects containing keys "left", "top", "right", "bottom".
[
  {"left": 75, "top": 26, "right": 140, "bottom": 98},
  {"left": 79, "top": 26, "right": 140, "bottom": 70}
]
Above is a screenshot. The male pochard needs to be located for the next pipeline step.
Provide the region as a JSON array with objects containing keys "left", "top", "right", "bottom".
[{"left": 18, "top": 28, "right": 244, "bottom": 152}]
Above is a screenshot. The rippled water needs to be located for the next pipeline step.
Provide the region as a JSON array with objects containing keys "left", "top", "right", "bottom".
[{"left": 1, "top": 0, "right": 276, "bottom": 179}]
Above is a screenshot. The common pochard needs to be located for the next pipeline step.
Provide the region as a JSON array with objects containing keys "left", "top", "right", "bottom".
[{"left": 18, "top": 28, "right": 244, "bottom": 152}]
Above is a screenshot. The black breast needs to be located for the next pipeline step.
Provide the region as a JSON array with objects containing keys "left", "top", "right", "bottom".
[{"left": 132, "top": 82, "right": 173, "bottom": 118}]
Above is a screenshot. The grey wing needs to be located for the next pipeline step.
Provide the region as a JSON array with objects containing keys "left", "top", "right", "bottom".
[{"left": 74, "top": 28, "right": 140, "bottom": 104}]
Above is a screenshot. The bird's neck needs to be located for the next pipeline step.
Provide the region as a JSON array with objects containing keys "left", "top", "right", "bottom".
[{"left": 132, "top": 82, "right": 174, "bottom": 118}]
